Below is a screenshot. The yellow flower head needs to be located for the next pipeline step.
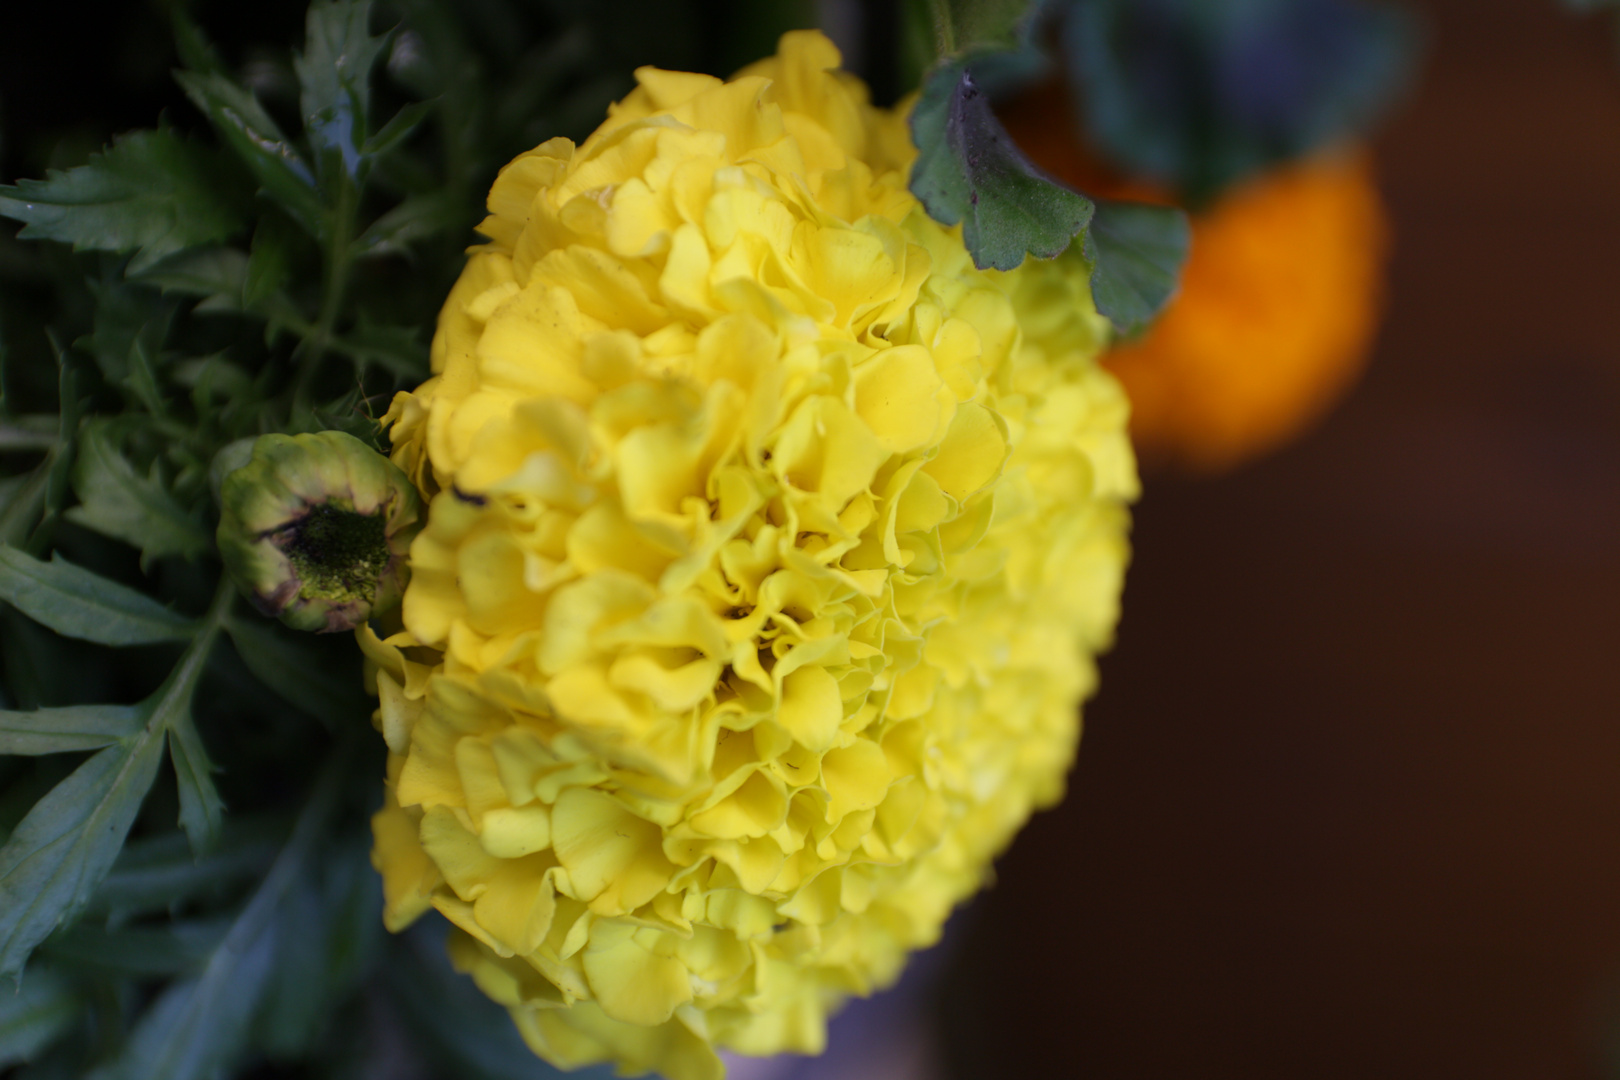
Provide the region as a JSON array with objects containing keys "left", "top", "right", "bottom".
[{"left": 365, "top": 30, "right": 1134, "bottom": 1079}]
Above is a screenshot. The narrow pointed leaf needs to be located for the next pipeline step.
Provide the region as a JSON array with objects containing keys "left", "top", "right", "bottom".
[
  {"left": 0, "top": 727, "right": 167, "bottom": 978},
  {"left": 64, "top": 424, "right": 210, "bottom": 563},
  {"left": 175, "top": 70, "right": 325, "bottom": 236},
  {"left": 0, "top": 965, "right": 80, "bottom": 1068},
  {"left": 88, "top": 750, "right": 347, "bottom": 1080},
  {"left": 167, "top": 715, "right": 223, "bottom": 855},
  {"left": 85, "top": 827, "right": 280, "bottom": 920},
  {"left": 0, "top": 547, "right": 197, "bottom": 646},
  {"left": 362, "top": 100, "right": 433, "bottom": 158},
  {"left": 296, "top": 1, "right": 386, "bottom": 184},
  {"left": 0, "top": 130, "right": 244, "bottom": 273},
  {"left": 0, "top": 704, "right": 146, "bottom": 756}
]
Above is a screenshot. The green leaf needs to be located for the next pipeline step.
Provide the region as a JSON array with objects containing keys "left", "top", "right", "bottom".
[
  {"left": 225, "top": 617, "right": 368, "bottom": 727},
  {"left": 1057, "top": 0, "right": 1417, "bottom": 204},
  {"left": 909, "top": 59, "right": 1094, "bottom": 271},
  {"left": 85, "top": 930, "right": 277, "bottom": 1080},
  {"left": 352, "top": 191, "right": 463, "bottom": 259},
  {"left": 1081, "top": 200, "right": 1192, "bottom": 339},
  {"left": 85, "top": 826, "right": 279, "bottom": 921},
  {"left": 64, "top": 423, "right": 211, "bottom": 564},
  {"left": 167, "top": 713, "right": 222, "bottom": 855},
  {"left": 132, "top": 248, "right": 249, "bottom": 309},
  {"left": 296, "top": 2, "right": 387, "bottom": 185},
  {"left": 0, "top": 130, "right": 245, "bottom": 273},
  {"left": 42, "top": 918, "right": 228, "bottom": 978},
  {"left": 0, "top": 547, "right": 197, "bottom": 646},
  {"left": 0, "top": 704, "right": 145, "bottom": 756},
  {"left": 0, "top": 416, "right": 56, "bottom": 452},
  {"left": 87, "top": 745, "right": 349, "bottom": 1080},
  {"left": 245, "top": 216, "right": 295, "bottom": 310},
  {"left": 0, "top": 729, "right": 167, "bottom": 978},
  {"left": 0, "top": 964, "right": 80, "bottom": 1068},
  {"left": 362, "top": 99, "right": 433, "bottom": 159},
  {"left": 174, "top": 70, "right": 325, "bottom": 236}
]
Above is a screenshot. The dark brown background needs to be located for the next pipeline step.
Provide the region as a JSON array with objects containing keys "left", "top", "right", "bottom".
[{"left": 938, "top": 1, "right": 1620, "bottom": 1077}]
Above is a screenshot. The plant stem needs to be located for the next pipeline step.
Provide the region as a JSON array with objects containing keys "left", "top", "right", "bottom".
[
  {"left": 292, "top": 177, "right": 360, "bottom": 417},
  {"left": 149, "top": 574, "right": 236, "bottom": 731},
  {"left": 928, "top": 0, "right": 957, "bottom": 58}
]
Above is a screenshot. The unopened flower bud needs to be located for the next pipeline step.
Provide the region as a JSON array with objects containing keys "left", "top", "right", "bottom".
[{"left": 215, "top": 431, "right": 422, "bottom": 633}]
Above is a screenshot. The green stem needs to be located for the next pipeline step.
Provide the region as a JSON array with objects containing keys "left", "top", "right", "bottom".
[
  {"left": 292, "top": 177, "right": 360, "bottom": 416},
  {"left": 928, "top": 0, "right": 957, "bottom": 58},
  {"left": 149, "top": 575, "right": 236, "bottom": 733}
]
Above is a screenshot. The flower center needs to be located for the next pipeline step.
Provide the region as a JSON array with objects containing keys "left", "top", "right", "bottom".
[{"left": 280, "top": 503, "right": 390, "bottom": 603}]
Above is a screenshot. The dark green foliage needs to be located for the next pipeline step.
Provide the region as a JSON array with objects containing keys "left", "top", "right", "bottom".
[
  {"left": 906, "top": 3, "right": 1190, "bottom": 333},
  {"left": 0, "top": 131, "right": 246, "bottom": 274},
  {"left": 1055, "top": 0, "right": 1418, "bottom": 205}
]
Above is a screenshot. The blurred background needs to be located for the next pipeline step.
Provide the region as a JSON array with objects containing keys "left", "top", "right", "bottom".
[{"left": 4, "top": 0, "right": 1619, "bottom": 1077}]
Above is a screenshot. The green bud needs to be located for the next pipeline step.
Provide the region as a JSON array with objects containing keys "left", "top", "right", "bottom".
[{"left": 215, "top": 431, "right": 423, "bottom": 633}]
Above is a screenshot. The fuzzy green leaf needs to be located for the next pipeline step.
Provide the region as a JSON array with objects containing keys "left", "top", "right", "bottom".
[
  {"left": 910, "top": 59, "right": 1094, "bottom": 271},
  {"left": 0, "top": 704, "right": 146, "bottom": 756},
  {"left": 64, "top": 424, "right": 211, "bottom": 563},
  {"left": 133, "top": 248, "right": 249, "bottom": 307},
  {"left": 0, "top": 728, "right": 167, "bottom": 978},
  {"left": 175, "top": 70, "right": 325, "bottom": 236},
  {"left": 1082, "top": 200, "right": 1191, "bottom": 338},
  {"left": 0, "top": 964, "right": 80, "bottom": 1068},
  {"left": 0, "top": 130, "right": 244, "bottom": 273},
  {"left": 0, "top": 547, "right": 197, "bottom": 646}
]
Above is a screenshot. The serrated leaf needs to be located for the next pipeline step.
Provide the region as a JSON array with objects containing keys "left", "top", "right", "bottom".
[
  {"left": 245, "top": 217, "right": 295, "bottom": 309},
  {"left": 296, "top": 2, "right": 386, "bottom": 185},
  {"left": 225, "top": 617, "right": 368, "bottom": 726},
  {"left": 64, "top": 423, "right": 210, "bottom": 563},
  {"left": 0, "top": 729, "right": 167, "bottom": 978},
  {"left": 910, "top": 59, "right": 1094, "bottom": 271},
  {"left": 352, "top": 191, "right": 462, "bottom": 259},
  {"left": 133, "top": 248, "right": 249, "bottom": 307},
  {"left": 0, "top": 964, "right": 80, "bottom": 1068},
  {"left": 0, "top": 704, "right": 146, "bottom": 756},
  {"left": 0, "top": 547, "right": 197, "bottom": 646},
  {"left": 175, "top": 70, "right": 325, "bottom": 236},
  {"left": 166, "top": 713, "right": 222, "bottom": 855},
  {"left": 335, "top": 318, "right": 429, "bottom": 378},
  {"left": 0, "top": 130, "right": 245, "bottom": 273},
  {"left": 42, "top": 918, "right": 229, "bottom": 978},
  {"left": 1081, "top": 199, "right": 1191, "bottom": 338}
]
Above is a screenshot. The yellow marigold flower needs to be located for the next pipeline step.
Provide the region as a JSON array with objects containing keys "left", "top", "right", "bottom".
[
  {"left": 365, "top": 31, "right": 1134, "bottom": 1079},
  {"left": 1002, "top": 84, "right": 1389, "bottom": 472}
]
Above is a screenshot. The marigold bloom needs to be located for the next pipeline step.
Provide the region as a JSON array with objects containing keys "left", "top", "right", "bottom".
[
  {"left": 1004, "top": 85, "right": 1390, "bottom": 471},
  {"left": 365, "top": 32, "right": 1134, "bottom": 1078}
]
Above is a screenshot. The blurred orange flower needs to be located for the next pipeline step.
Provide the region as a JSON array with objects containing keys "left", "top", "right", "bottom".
[{"left": 1003, "top": 85, "right": 1391, "bottom": 472}]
